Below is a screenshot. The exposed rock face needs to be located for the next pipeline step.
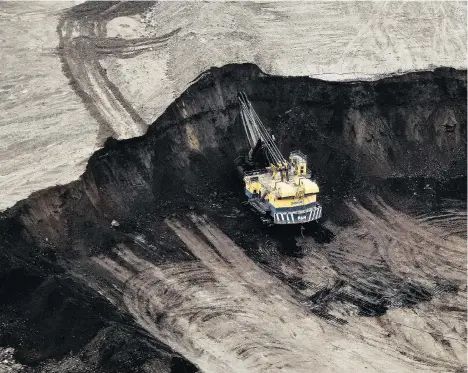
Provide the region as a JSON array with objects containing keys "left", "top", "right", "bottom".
[
  {"left": 0, "top": 65, "right": 466, "bottom": 372},
  {"left": 17, "top": 64, "right": 465, "bottom": 228}
]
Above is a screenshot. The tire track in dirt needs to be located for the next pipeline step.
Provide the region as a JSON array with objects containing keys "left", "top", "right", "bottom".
[
  {"left": 414, "top": 199, "right": 467, "bottom": 239},
  {"left": 92, "top": 214, "right": 451, "bottom": 373},
  {"left": 294, "top": 198, "right": 466, "bottom": 371},
  {"left": 57, "top": 2, "right": 179, "bottom": 140},
  {"left": 94, "top": 28, "right": 181, "bottom": 58},
  {"left": 349, "top": 198, "right": 466, "bottom": 285}
]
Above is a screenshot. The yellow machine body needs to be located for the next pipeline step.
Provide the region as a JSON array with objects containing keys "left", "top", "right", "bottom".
[
  {"left": 238, "top": 92, "right": 322, "bottom": 224},
  {"left": 243, "top": 151, "right": 322, "bottom": 224}
]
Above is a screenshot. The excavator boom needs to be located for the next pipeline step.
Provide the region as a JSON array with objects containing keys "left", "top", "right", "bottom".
[{"left": 238, "top": 92, "right": 287, "bottom": 168}]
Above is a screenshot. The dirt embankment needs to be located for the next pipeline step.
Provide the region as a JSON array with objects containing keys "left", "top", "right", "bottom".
[{"left": 0, "top": 64, "right": 466, "bottom": 372}]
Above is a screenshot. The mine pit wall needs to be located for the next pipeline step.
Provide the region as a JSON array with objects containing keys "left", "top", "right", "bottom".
[
  {"left": 3, "top": 64, "right": 467, "bottom": 250},
  {"left": 150, "top": 64, "right": 466, "bottom": 201},
  {"left": 87, "top": 63, "right": 466, "bottom": 219}
]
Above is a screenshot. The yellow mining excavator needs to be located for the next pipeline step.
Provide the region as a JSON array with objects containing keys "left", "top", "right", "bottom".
[{"left": 238, "top": 92, "right": 322, "bottom": 224}]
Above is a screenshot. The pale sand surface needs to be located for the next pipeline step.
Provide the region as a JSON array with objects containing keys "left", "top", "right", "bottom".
[
  {"left": 0, "top": 2, "right": 98, "bottom": 210},
  {"left": 104, "top": 2, "right": 467, "bottom": 122}
]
